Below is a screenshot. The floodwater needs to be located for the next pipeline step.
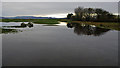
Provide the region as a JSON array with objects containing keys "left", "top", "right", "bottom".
[{"left": 1, "top": 22, "right": 118, "bottom": 66}]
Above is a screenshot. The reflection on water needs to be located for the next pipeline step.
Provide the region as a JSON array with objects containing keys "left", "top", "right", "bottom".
[
  {"left": 67, "top": 23, "right": 110, "bottom": 36},
  {"left": 1, "top": 22, "right": 111, "bottom": 36},
  {"left": 2, "top": 22, "right": 118, "bottom": 66}
]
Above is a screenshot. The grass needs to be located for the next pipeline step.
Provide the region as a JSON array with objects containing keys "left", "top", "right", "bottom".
[
  {"left": 1, "top": 19, "right": 71, "bottom": 24},
  {"left": 72, "top": 21, "right": 120, "bottom": 31},
  {"left": 0, "top": 19, "right": 2, "bottom": 22},
  {"left": 33, "top": 19, "right": 59, "bottom": 24},
  {"left": 43, "top": 24, "right": 59, "bottom": 26},
  {"left": 0, "top": 28, "right": 21, "bottom": 34},
  {"left": 58, "top": 19, "right": 72, "bottom": 23}
]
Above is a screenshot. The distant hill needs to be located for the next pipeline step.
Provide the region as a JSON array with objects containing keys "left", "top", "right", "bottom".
[
  {"left": 0, "top": 16, "right": 66, "bottom": 19},
  {"left": 0, "top": 17, "right": 6, "bottom": 19}
]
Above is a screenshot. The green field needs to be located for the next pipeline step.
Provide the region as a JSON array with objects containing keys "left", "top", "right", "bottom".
[
  {"left": 1, "top": 19, "right": 71, "bottom": 24},
  {"left": 33, "top": 19, "right": 59, "bottom": 24}
]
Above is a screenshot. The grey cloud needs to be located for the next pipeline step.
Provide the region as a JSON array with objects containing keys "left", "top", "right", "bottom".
[
  {"left": 2, "top": 2, "right": 118, "bottom": 17},
  {"left": 1, "top": 0, "right": 120, "bottom": 2}
]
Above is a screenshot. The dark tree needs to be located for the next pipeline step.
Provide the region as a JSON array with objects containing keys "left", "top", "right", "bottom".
[
  {"left": 67, "top": 13, "right": 73, "bottom": 19},
  {"left": 72, "top": 7, "right": 117, "bottom": 22}
]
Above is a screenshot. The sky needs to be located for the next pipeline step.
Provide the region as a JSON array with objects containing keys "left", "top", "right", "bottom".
[
  {"left": 2, "top": 2, "right": 118, "bottom": 18},
  {"left": 1, "top": 0, "right": 120, "bottom": 2}
]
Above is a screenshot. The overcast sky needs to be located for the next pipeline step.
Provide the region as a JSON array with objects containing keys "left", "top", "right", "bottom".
[
  {"left": 2, "top": 2, "right": 118, "bottom": 18},
  {"left": 1, "top": 0, "right": 120, "bottom": 2}
]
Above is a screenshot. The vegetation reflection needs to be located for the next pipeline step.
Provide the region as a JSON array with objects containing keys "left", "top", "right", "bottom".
[{"left": 67, "top": 23, "right": 110, "bottom": 36}]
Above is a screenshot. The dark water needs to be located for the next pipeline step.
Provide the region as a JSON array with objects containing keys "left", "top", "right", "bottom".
[{"left": 2, "top": 22, "right": 118, "bottom": 66}]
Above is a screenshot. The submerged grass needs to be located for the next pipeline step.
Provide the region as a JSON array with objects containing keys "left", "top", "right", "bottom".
[{"left": 0, "top": 28, "right": 20, "bottom": 34}]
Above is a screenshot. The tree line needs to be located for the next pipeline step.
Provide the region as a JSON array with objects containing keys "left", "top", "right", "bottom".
[{"left": 67, "top": 7, "right": 119, "bottom": 22}]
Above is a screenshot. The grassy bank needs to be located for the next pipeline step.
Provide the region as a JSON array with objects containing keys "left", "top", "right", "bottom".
[
  {"left": 1, "top": 19, "right": 70, "bottom": 24},
  {"left": 72, "top": 21, "right": 120, "bottom": 31},
  {"left": 33, "top": 19, "right": 59, "bottom": 24},
  {"left": 0, "top": 19, "right": 2, "bottom": 22},
  {"left": 1, "top": 19, "right": 59, "bottom": 24}
]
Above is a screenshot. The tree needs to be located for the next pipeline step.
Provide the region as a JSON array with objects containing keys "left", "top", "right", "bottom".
[
  {"left": 95, "top": 8, "right": 110, "bottom": 20},
  {"left": 74, "top": 7, "right": 96, "bottom": 21},
  {"left": 95, "top": 8, "right": 104, "bottom": 15},
  {"left": 67, "top": 13, "right": 73, "bottom": 19},
  {"left": 74, "top": 7, "right": 84, "bottom": 21},
  {"left": 85, "top": 8, "right": 95, "bottom": 21},
  {"left": 73, "top": 7, "right": 117, "bottom": 22}
]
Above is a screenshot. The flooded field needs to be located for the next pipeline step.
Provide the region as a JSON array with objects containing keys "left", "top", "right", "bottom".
[{"left": 1, "top": 22, "right": 118, "bottom": 66}]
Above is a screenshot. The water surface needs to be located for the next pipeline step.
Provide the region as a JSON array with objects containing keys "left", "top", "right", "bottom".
[{"left": 2, "top": 22, "right": 118, "bottom": 66}]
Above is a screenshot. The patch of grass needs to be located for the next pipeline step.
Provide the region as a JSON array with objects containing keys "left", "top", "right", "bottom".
[
  {"left": 0, "top": 19, "right": 2, "bottom": 22},
  {"left": 58, "top": 19, "right": 72, "bottom": 23},
  {"left": 33, "top": 19, "right": 59, "bottom": 24},
  {"left": 0, "top": 28, "right": 21, "bottom": 34},
  {"left": 43, "top": 24, "right": 59, "bottom": 26},
  {"left": 1, "top": 19, "right": 71, "bottom": 24},
  {"left": 72, "top": 21, "right": 120, "bottom": 31}
]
